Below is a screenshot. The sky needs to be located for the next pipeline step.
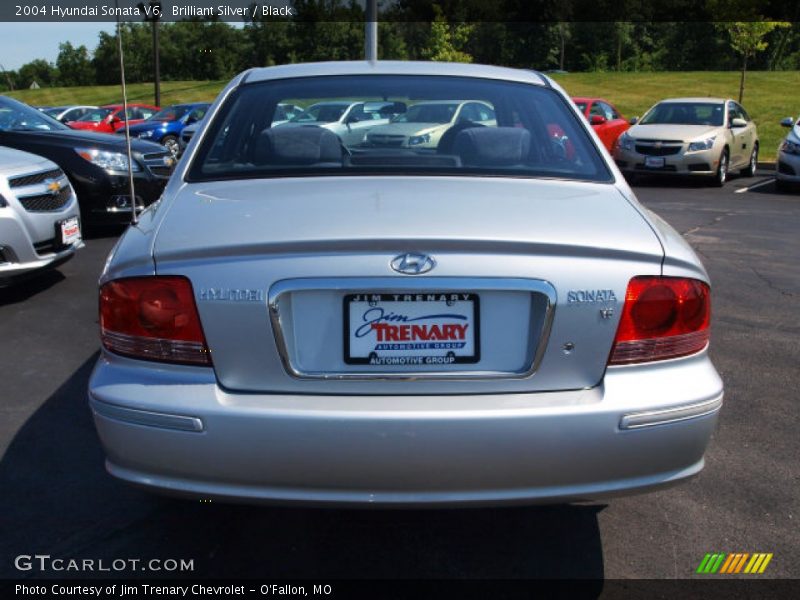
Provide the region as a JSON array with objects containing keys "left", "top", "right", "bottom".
[{"left": 0, "top": 23, "right": 118, "bottom": 71}]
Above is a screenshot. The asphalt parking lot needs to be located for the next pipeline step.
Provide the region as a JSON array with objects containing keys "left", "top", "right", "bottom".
[{"left": 1, "top": 172, "right": 798, "bottom": 581}]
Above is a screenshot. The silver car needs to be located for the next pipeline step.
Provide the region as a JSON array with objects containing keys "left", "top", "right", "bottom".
[
  {"left": 1, "top": 146, "right": 82, "bottom": 284},
  {"left": 278, "top": 101, "right": 397, "bottom": 146},
  {"left": 776, "top": 115, "right": 800, "bottom": 192},
  {"left": 89, "top": 61, "right": 723, "bottom": 506},
  {"left": 614, "top": 97, "right": 759, "bottom": 186}
]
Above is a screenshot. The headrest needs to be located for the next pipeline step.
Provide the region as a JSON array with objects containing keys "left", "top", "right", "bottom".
[
  {"left": 254, "top": 126, "right": 343, "bottom": 166},
  {"left": 452, "top": 127, "right": 531, "bottom": 167}
]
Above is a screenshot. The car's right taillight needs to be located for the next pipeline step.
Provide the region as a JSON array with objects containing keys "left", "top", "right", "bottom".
[
  {"left": 608, "top": 276, "right": 711, "bottom": 365},
  {"left": 99, "top": 276, "right": 211, "bottom": 365}
]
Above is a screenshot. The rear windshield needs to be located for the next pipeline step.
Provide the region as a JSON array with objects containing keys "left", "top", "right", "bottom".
[
  {"left": 640, "top": 102, "right": 724, "bottom": 126},
  {"left": 188, "top": 75, "right": 612, "bottom": 183}
]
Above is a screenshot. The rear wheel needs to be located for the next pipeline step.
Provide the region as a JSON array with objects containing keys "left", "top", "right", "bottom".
[
  {"left": 713, "top": 149, "right": 728, "bottom": 187},
  {"left": 741, "top": 144, "right": 758, "bottom": 177},
  {"left": 775, "top": 178, "right": 792, "bottom": 193},
  {"left": 161, "top": 135, "right": 179, "bottom": 157}
]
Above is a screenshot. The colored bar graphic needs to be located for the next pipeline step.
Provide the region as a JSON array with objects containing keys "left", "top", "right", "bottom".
[
  {"left": 696, "top": 553, "right": 713, "bottom": 573},
  {"left": 719, "top": 554, "right": 735, "bottom": 573},
  {"left": 734, "top": 553, "right": 749, "bottom": 573},
  {"left": 698, "top": 552, "right": 773, "bottom": 574}
]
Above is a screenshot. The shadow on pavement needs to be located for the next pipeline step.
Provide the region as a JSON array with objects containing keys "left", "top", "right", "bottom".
[
  {"left": 1, "top": 355, "right": 606, "bottom": 583},
  {"left": 81, "top": 223, "right": 127, "bottom": 241},
  {"left": 0, "top": 269, "right": 65, "bottom": 306}
]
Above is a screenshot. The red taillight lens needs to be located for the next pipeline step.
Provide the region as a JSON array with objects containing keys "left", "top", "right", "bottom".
[
  {"left": 99, "top": 276, "right": 211, "bottom": 365},
  {"left": 609, "top": 276, "right": 710, "bottom": 365}
]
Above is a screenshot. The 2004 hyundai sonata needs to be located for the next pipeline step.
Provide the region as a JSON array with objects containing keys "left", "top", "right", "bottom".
[{"left": 89, "top": 61, "right": 723, "bottom": 506}]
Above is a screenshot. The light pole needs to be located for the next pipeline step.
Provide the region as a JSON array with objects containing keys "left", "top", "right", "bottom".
[{"left": 365, "top": 0, "right": 377, "bottom": 61}]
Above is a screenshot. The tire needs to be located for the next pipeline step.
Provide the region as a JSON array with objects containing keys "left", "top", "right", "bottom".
[
  {"left": 741, "top": 144, "right": 758, "bottom": 177},
  {"left": 161, "top": 135, "right": 179, "bottom": 157},
  {"left": 775, "top": 178, "right": 792, "bottom": 193},
  {"left": 713, "top": 149, "right": 729, "bottom": 187}
]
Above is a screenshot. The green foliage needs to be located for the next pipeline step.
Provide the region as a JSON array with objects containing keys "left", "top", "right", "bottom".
[
  {"left": 16, "top": 59, "right": 57, "bottom": 89},
  {"left": 718, "top": 21, "right": 790, "bottom": 59},
  {"left": 56, "top": 43, "right": 93, "bottom": 87},
  {"left": 716, "top": 21, "right": 791, "bottom": 102},
  {"left": 420, "top": 5, "right": 474, "bottom": 63}
]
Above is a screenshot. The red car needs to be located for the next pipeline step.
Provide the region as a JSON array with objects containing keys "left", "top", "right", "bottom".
[
  {"left": 67, "top": 103, "right": 160, "bottom": 134},
  {"left": 572, "top": 97, "right": 629, "bottom": 152}
]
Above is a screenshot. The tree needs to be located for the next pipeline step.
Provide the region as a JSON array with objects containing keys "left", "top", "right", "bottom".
[
  {"left": 56, "top": 42, "right": 93, "bottom": 87},
  {"left": 420, "top": 5, "right": 474, "bottom": 63},
  {"left": 718, "top": 21, "right": 790, "bottom": 103},
  {"left": 17, "top": 59, "right": 57, "bottom": 88}
]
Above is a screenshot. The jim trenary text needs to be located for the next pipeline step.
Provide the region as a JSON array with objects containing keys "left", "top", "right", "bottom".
[{"left": 16, "top": 584, "right": 333, "bottom": 596}]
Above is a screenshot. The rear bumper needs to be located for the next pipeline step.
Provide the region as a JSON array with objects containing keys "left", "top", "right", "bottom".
[{"left": 89, "top": 350, "right": 723, "bottom": 506}]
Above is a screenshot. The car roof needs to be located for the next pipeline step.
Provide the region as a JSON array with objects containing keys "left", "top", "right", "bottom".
[
  {"left": 659, "top": 97, "right": 728, "bottom": 104},
  {"left": 572, "top": 97, "right": 612, "bottom": 104},
  {"left": 101, "top": 103, "right": 159, "bottom": 109},
  {"left": 244, "top": 61, "right": 548, "bottom": 87}
]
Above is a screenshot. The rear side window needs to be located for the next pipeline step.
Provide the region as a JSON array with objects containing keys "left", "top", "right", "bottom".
[{"left": 188, "top": 75, "right": 612, "bottom": 183}]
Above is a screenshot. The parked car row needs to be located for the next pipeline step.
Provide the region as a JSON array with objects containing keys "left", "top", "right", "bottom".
[
  {"left": 37, "top": 101, "right": 210, "bottom": 157},
  {"left": 1, "top": 95, "right": 180, "bottom": 282}
]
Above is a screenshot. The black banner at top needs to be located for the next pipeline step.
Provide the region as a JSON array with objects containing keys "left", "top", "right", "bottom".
[{"left": 2, "top": 0, "right": 799, "bottom": 23}]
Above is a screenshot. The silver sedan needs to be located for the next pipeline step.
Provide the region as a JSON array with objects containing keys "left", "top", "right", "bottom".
[
  {"left": 89, "top": 61, "right": 723, "bottom": 506},
  {"left": 1, "top": 146, "right": 82, "bottom": 284}
]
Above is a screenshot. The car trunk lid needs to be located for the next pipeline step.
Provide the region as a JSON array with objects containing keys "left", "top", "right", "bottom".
[{"left": 153, "top": 176, "right": 664, "bottom": 394}]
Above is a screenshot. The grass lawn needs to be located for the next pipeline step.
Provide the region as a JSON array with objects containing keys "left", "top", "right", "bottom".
[
  {"left": 6, "top": 80, "right": 226, "bottom": 109},
  {"left": 6, "top": 71, "right": 797, "bottom": 160}
]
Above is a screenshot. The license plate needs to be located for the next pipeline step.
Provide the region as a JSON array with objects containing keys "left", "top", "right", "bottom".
[
  {"left": 344, "top": 292, "right": 480, "bottom": 366},
  {"left": 59, "top": 216, "right": 81, "bottom": 246},
  {"left": 644, "top": 156, "right": 666, "bottom": 168}
]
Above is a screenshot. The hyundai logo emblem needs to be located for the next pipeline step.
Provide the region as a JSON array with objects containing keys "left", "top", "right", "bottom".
[{"left": 390, "top": 253, "right": 436, "bottom": 275}]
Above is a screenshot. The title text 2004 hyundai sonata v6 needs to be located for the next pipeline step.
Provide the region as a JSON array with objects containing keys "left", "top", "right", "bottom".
[{"left": 89, "top": 62, "right": 724, "bottom": 506}]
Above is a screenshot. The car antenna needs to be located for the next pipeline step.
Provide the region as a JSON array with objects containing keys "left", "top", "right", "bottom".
[{"left": 115, "top": 0, "right": 138, "bottom": 226}]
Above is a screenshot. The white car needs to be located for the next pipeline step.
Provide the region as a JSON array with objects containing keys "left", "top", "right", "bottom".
[
  {"left": 0, "top": 146, "right": 82, "bottom": 284},
  {"left": 41, "top": 105, "right": 98, "bottom": 124},
  {"left": 614, "top": 98, "right": 759, "bottom": 186},
  {"left": 367, "top": 100, "right": 497, "bottom": 149},
  {"left": 777, "top": 115, "right": 800, "bottom": 192},
  {"left": 279, "top": 101, "right": 400, "bottom": 146}
]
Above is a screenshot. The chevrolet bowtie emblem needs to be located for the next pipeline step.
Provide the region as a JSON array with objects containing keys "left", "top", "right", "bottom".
[{"left": 45, "top": 179, "right": 61, "bottom": 194}]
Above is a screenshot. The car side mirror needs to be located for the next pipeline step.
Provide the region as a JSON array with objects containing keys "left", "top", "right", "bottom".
[
  {"left": 590, "top": 114, "right": 607, "bottom": 126},
  {"left": 629, "top": 116, "right": 639, "bottom": 125},
  {"left": 780, "top": 117, "right": 794, "bottom": 128},
  {"left": 730, "top": 117, "right": 747, "bottom": 128}
]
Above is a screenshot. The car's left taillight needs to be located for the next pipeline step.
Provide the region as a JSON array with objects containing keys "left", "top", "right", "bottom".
[{"left": 99, "top": 276, "right": 211, "bottom": 365}]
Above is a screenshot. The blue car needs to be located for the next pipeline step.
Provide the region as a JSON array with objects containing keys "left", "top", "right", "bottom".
[{"left": 122, "top": 103, "right": 210, "bottom": 157}]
